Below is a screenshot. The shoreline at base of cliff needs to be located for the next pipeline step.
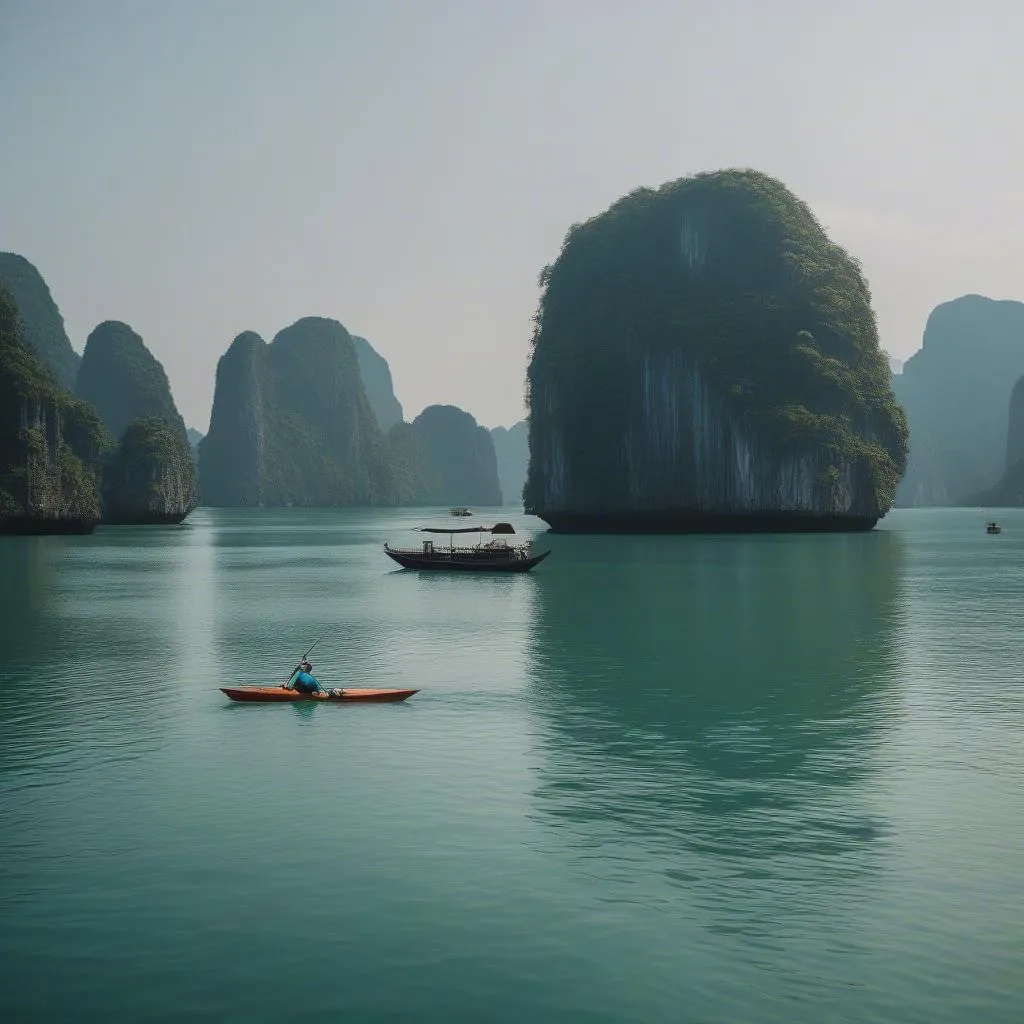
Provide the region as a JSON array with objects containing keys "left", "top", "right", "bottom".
[
  {"left": 534, "top": 511, "right": 879, "bottom": 534},
  {"left": 0, "top": 517, "right": 98, "bottom": 536},
  {"left": 100, "top": 509, "right": 194, "bottom": 526}
]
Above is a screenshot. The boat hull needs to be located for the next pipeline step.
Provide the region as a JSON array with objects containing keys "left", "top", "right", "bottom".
[
  {"left": 384, "top": 548, "right": 550, "bottom": 572},
  {"left": 221, "top": 686, "right": 419, "bottom": 703}
]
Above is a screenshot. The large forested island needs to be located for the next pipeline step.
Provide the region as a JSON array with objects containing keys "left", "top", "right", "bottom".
[{"left": 524, "top": 169, "right": 908, "bottom": 532}]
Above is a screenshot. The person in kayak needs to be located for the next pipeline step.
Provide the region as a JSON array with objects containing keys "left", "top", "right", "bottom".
[{"left": 285, "top": 659, "right": 343, "bottom": 697}]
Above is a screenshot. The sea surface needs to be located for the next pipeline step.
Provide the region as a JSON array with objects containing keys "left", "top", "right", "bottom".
[{"left": 1, "top": 507, "right": 1022, "bottom": 1023}]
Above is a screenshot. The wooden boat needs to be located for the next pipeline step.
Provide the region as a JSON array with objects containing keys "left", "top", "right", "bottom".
[
  {"left": 221, "top": 686, "right": 418, "bottom": 703},
  {"left": 385, "top": 522, "right": 550, "bottom": 573},
  {"left": 987, "top": 521, "right": 1002, "bottom": 534}
]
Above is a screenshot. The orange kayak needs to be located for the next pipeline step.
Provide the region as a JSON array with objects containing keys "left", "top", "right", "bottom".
[{"left": 220, "top": 686, "right": 418, "bottom": 703}]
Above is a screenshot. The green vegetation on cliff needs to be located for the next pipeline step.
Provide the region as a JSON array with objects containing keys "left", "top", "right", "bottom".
[
  {"left": 76, "top": 321, "right": 187, "bottom": 441},
  {"left": 0, "top": 285, "right": 105, "bottom": 531},
  {"left": 525, "top": 168, "right": 908, "bottom": 523},
  {"left": 0, "top": 252, "right": 80, "bottom": 388},
  {"left": 103, "top": 417, "right": 198, "bottom": 524},
  {"left": 199, "top": 319, "right": 393, "bottom": 506}
]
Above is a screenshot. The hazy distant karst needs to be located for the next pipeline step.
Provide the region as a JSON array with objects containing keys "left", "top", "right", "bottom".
[
  {"left": 893, "top": 296, "right": 1024, "bottom": 506},
  {"left": 404, "top": 405, "right": 502, "bottom": 506},
  {"left": 75, "top": 320, "right": 198, "bottom": 523},
  {"left": 352, "top": 335, "right": 403, "bottom": 431},
  {"left": 77, "top": 321, "right": 188, "bottom": 440},
  {"left": 491, "top": 420, "right": 528, "bottom": 506},
  {"left": 968, "top": 374, "right": 1024, "bottom": 507},
  {"left": 0, "top": 252, "right": 80, "bottom": 388},
  {"left": 525, "top": 169, "right": 907, "bottom": 531},
  {"left": 198, "top": 318, "right": 392, "bottom": 506},
  {"left": 0, "top": 285, "right": 104, "bottom": 533},
  {"left": 1005, "top": 376, "right": 1024, "bottom": 472}
]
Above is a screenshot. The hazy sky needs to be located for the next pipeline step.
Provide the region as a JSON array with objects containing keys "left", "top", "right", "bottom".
[{"left": 2, "top": 0, "right": 1022, "bottom": 432}]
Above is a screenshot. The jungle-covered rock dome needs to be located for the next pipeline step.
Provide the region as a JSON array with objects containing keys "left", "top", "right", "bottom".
[{"left": 524, "top": 169, "right": 908, "bottom": 531}]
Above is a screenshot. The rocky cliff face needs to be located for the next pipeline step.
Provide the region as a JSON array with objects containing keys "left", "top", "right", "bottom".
[
  {"left": 0, "top": 285, "right": 104, "bottom": 533},
  {"left": 352, "top": 335, "right": 403, "bottom": 431},
  {"left": 0, "top": 252, "right": 80, "bottom": 389},
  {"left": 103, "top": 417, "right": 199, "bottom": 524},
  {"left": 893, "top": 295, "right": 1024, "bottom": 506},
  {"left": 198, "top": 319, "right": 392, "bottom": 506},
  {"left": 525, "top": 169, "right": 907, "bottom": 531},
  {"left": 407, "top": 405, "right": 502, "bottom": 506},
  {"left": 491, "top": 420, "right": 528, "bottom": 506},
  {"left": 76, "top": 321, "right": 187, "bottom": 440}
]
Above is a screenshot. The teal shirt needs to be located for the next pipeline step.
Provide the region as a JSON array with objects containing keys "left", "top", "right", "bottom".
[{"left": 288, "top": 669, "right": 322, "bottom": 692}]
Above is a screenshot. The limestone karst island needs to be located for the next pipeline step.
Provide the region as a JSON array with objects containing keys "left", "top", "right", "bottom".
[{"left": 524, "top": 169, "right": 908, "bottom": 532}]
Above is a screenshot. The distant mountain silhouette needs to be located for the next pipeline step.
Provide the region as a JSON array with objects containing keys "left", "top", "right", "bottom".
[
  {"left": 894, "top": 295, "right": 1024, "bottom": 505},
  {"left": 491, "top": 420, "right": 528, "bottom": 506},
  {"left": 405, "top": 405, "right": 502, "bottom": 506},
  {"left": 966, "top": 374, "right": 1024, "bottom": 506},
  {"left": 198, "top": 318, "right": 392, "bottom": 506}
]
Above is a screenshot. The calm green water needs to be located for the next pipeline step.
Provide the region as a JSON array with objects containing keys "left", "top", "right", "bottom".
[{"left": 1, "top": 507, "right": 1022, "bottom": 1023}]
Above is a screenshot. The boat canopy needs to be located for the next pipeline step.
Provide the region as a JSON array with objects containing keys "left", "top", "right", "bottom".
[{"left": 416, "top": 522, "right": 516, "bottom": 535}]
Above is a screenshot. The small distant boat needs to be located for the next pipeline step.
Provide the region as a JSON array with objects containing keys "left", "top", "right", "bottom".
[
  {"left": 987, "top": 521, "right": 1002, "bottom": 534},
  {"left": 385, "top": 522, "right": 550, "bottom": 572},
  {"left": 450, "top": 506, "right": 473, "bottom": 517}
]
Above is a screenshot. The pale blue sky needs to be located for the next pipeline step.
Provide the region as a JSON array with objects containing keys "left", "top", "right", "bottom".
[{"left": 2, "top": 0, "right": 1021, "bottom": 431}]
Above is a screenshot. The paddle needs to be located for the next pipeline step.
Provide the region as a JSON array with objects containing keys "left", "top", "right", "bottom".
[{"left": 282, "top": 635, "right": 323, "bottom": 688}]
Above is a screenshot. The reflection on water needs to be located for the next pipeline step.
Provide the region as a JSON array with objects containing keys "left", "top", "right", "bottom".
[{"left": 527, "top": 531, "right": 905, "bottom": 931}]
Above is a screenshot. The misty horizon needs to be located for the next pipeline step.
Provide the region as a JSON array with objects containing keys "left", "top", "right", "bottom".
[{"left": 3, "top": 0, "right": 1022, "bottom": 432}]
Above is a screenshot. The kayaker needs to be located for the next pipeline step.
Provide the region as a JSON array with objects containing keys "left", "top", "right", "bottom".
[
  {"left": 284, "top": 659, "right": 343, "bottom": 698},
  {"left": 286, "top": 659, "right": 324, "bottom": 694}
]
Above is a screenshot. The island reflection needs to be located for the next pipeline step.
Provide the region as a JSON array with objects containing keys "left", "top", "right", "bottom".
[{"left": 525, "top": 531, "right": 905, "bottom": 932}]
